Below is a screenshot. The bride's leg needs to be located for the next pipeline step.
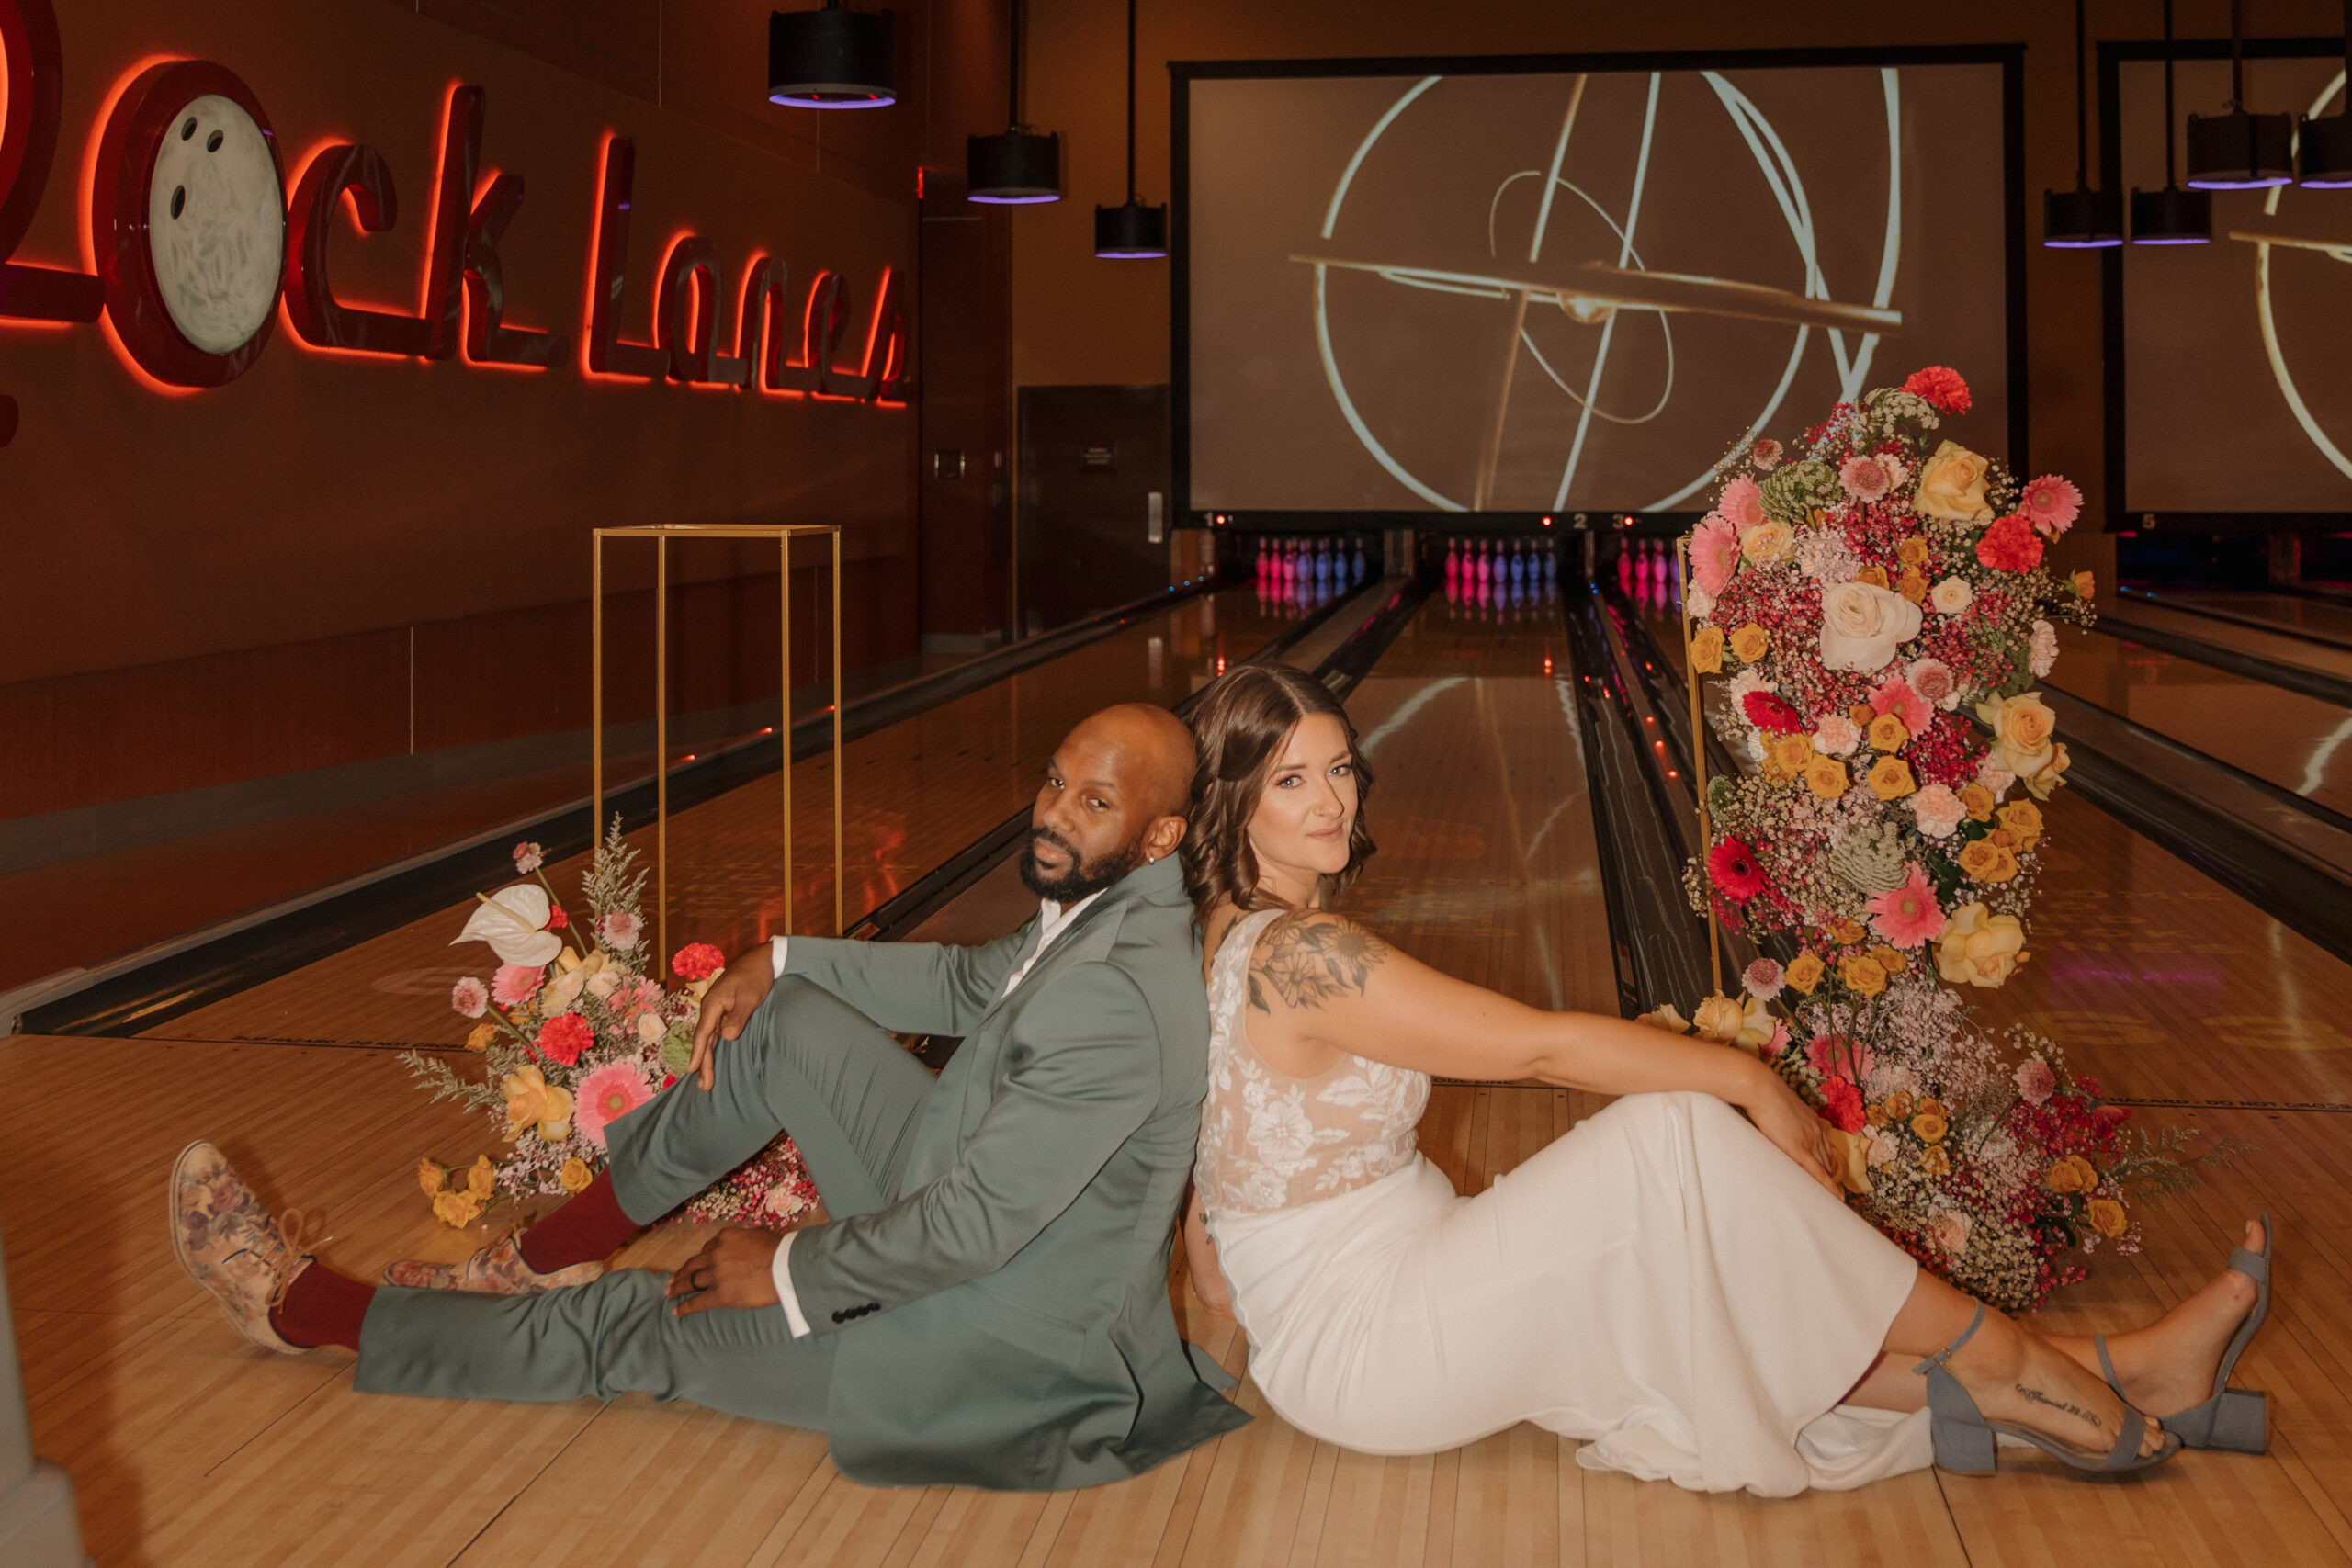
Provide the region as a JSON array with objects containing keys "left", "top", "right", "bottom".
[
  {"left": 1841, "top": 1219, "right": 2267, "bottom": 1425},
  {"left": 1856, "top": 1269, "right": 2167, "bottom": 1458}
]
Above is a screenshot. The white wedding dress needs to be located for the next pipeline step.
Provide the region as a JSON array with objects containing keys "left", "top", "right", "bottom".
[{"left": 1197, "top": 909, "right": 1935, "bottom": 1496}]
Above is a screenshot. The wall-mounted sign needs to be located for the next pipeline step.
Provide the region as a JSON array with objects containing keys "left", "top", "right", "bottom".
[{"left": 0, "top": 0, "right": 912, "bottom": 446}]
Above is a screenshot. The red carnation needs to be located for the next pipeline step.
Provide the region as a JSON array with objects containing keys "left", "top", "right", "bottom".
[
  {"left": 672, "top": 942, "right": 728, "bottom": 982},
  {"left": 1904, "top": 366, "right": 1973, "bottom": 415},
  {"left": 536, "top": 1010, "right": 594, "bottom": 1066},
  {"left": 545, "top": 904, "right": 569, "bottom": 931},
  {"left": 1820, "top": 1077, "right": 1866, "bottom": 1134},
  {"left": 1707, "top": 838, "right": 1770, "bottom": 903},
  {"left": 1975, "top": 514, "right": 2043, "bottom": 573},
  {"left": 1741, "top": 691, "right": 1805, "bottom": 735}
]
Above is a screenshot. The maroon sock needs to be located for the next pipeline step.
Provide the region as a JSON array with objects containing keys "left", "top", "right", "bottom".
[
  {"left": 269, "top": 1262, "right": 376, "bottom": 1351},
  {"left": 517, "top": 1171, "right": 642, "bottom": 1273}
]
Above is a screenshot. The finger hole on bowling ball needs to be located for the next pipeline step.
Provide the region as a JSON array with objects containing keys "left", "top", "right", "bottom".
[
  {"left": 170, "top": 186, "right": 186, "bottom": 220},
  {"left": 179, "top": 118, "right": 197, "bottom": 141},
  {"left": 206, "top": 130, "right": 224, "bottom": 153}
]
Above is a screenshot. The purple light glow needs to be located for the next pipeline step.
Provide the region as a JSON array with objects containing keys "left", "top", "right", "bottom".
[
  {"left": 768, "top": 92, "right": 895, "bottom": 109},
  {"left": 2185, "top": 175, "right": 2292, "bottom": 189},
  {"left": 2044, "top": 236, "right": 2124, "bottom": 249},
  {"left": 968, "top": 192, "right": 1059, "bottom": 205},
  {"left": 2132, "top": 235, "right": 2211, "bottom": 245}
]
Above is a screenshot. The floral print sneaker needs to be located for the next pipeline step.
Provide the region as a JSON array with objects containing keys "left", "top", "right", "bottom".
[
  {"left": 169, "top": 1140, "right": 311, "bottom": 1355},
  {"left": 380, "top": 1233, "right": 604, "bottom": 1295}
]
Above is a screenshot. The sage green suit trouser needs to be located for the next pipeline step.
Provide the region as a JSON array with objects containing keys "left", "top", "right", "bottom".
[{"left": 354, "top": 980, "right": 934, "bottom": 1425}]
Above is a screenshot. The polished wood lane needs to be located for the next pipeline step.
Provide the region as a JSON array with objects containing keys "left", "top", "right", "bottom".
[
  {"left": 2136, "top": 589, "right": 2352, "bottom": 652},
  {"left": 140, "top": 589, "right": 1292, "bottom": 1051},
  {"left": 2105, "top": 600, "right": 2352, "bottom": 686}
]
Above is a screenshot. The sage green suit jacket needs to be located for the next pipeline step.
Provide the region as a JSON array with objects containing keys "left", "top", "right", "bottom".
[{"left": 778, "top": 854, "right": 1250, "bottom": 1490}]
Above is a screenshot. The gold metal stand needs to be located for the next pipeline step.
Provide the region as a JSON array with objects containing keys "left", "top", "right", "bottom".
[
  {"left": 1676, "top": 538, "right": 1724, "bottom": 998},
  {"left": 592, "top": 524, "right": 846, "bottom": 964}
]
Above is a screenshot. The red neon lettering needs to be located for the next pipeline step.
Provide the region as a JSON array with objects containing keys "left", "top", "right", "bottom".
[
  {"left": 283, "top": 143, "right": 432, "bottom": 355},
  {"left": 656, "top": 234, "right": 746, "bottom": 386},
  {"left": 583, "top": 133, "right": 666, "bottom": 380}
]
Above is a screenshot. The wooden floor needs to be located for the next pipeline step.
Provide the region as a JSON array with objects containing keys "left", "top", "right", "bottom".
[{"left": 17, "top": 590, "right": 2352, "bottom": 1564}]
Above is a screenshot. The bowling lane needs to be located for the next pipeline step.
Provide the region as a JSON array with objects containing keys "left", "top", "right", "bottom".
[
  {"left": 2103, "top": 595, "right": 2352, "bottom": 687},
  {"left": 1331, "top": 567, "right": 1617, "bottom": 1015},
  {"left": 1619, "top": 586, "right": 2352, "bottom": 1109},
  {"left": 145, "top": 585, "right": 1300, "bottom": 1049},
  {"left": 2129, "top": 586, "right": 2352, "bottom": 650}
]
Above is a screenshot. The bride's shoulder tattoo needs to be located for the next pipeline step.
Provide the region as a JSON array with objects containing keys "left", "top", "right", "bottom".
[{"left": 1247, "top": 912, "right": 1388, "bottom": 1014}]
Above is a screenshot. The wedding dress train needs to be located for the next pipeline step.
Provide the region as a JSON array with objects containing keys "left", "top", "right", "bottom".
[{"left": 1196, "top": 908, "right": 1933, "bottom": 1496}]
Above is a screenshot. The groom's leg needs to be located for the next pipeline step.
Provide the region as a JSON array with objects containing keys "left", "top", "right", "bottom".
[
  {"left": 356, "top": 1268, "right": 834, "bottom": 1427},
  {"left": 607, "top": 977, "right": 935, "bottom": 1224}
]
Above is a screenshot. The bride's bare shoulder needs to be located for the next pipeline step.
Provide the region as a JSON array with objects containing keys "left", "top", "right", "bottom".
[{"left": 1241, "top": 908, "right": 1395, "bottom": 1017}]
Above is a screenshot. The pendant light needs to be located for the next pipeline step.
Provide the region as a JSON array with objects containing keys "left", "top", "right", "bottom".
[
  {"left": 2133, "top": 0, "right": 2216, "bottom": 242},
  {"left": 2186, "top": 0, "right": 2295, "bottom": 186},
  {"left": 767, "top": 2, "right": 896, "bottom": 109},
  {"left": 2296, "top": 0, "right": 2352, "bottom": 185},
  {"left": 2047, "top": 0, "right": 2126, "bottom": 245},
  {"left": 1095, "top": 0, "right": 1169, "bottom": 256},
  {"left": 967, "top": 0, "right": 1060, "bottom": 203}
]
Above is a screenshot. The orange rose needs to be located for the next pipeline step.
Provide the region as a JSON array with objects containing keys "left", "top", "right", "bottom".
[
  {"left": 1829, "top": 917, "right": 1869, "bottom": 946},
  {"left": 1866, "top": 756, "right": 1917, "bottom": 800},
  {"left": 1730, "top": 624, "right": 1770, "bottom": 663},
  {"left": 1690, "top": 626, "right": 1724, "bottom": 674},
  {"left": 1770, "top": 733, "right": 1814, "bottom": 779},
  {"left": 465, "top": 1021, "right": 500, "bottom": 1053},
  {"left": 1849, "top": 703, "right": 1875, "bottom": 728},
  {"left": 1804, "top": 755, "right": 1849, "bottom": 800},
  {"left": 1910, "top": 1107, "right": 1950, "bottom": 1144},
  {"left": 1997, "top": 799, "right": 2044, "bottom": 851},
  {"left": 1919, "top": 1145, "right": 1952, "bottom": 1178},
  {"left": 1957, "top": 839, "right": 2018, "bottom": 883},
  {"left": 1855, "top": 564, "right": 1891, "bottom": 589},
  {"left": 1867, "top": 713, "right": 1909, "bottom": 753},
  {"left": 1897, "top": 536, "right": 1930, "bottom": 569},
  {"left": 1838, "top": 953, "right": 1888, "bottom": 997},
  {"left": 1958, "top": 782, "right": 1995, "bottom": 822},
  {"left": 1884, "top": 1090, "right": 1916, "bottom": 1121},
  {"left": 2043, "top": 1155, "right": 2099, "bottom": 1194},
  {"left": 1897, "top": 570, "right": 1929, "bottom": 604},
  {"left": 416, "top": 1157, "right": 446, "bottom": 1197},
  {"left": 1785, "top": 951, "right": 1826, "bottom": 995},
  {"left": 2073, "top": 570, "right": 2097, "bottom": 598},
  {"left": 2088, "top": 1197, "right": 2128, "bottom": 1237},
  {"left": 1870, "top": 945, "right": 1909, "bottom": 975}
]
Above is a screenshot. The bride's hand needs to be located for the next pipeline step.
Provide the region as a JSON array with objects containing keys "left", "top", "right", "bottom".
[{"left": 1736, "top": 1065, "right": 1843, "bottom": 1201}]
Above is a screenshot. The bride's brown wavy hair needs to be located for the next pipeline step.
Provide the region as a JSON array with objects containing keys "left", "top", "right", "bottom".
[{"left": 1182, "top": 663, "right": 1376, "bottom": 914}]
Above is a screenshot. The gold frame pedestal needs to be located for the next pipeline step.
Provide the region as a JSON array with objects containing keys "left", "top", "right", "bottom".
[{"left": 591, "top": 524, "right": 846, "bottom": 963}]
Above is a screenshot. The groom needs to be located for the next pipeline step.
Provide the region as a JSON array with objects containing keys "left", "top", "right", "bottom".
[{"left": 171, "top": 702, "right": 1250, "bottom": 1491}]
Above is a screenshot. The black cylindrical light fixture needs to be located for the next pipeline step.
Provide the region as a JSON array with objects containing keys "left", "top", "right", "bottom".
[
  {"left": 1094, "top": 0, "right": 1167, "bottom": 257},
  {"left": 2044, "top": 0, "right": 2124, "bottom": 246},
  {"left": 968, "top": 0, "right": 1061, "bottom": 202},
  {"left": 2297, "top": 0, "right": 2352, "bottom": 185},
  {"left": 968, "top": 130, "right": 1061, "bottom": 202},
  {"left": 2133, "top": 0, "right": 2215, "bottom": 243},
  {"left": 767, "top": 3, "right": 895, "bottom": 109},
  {"left": 2186, "top": 0, "right": 2294, "bottom": 186}
]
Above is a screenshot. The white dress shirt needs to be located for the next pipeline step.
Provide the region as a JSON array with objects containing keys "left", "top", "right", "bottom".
[{"left": 762, "top": 891, "right": 1103, "bottom": 1334}]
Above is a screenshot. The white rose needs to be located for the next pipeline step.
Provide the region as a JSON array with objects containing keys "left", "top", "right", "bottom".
[
  {"left": 1929, "top": 576, "right": 1973, "bottom": 615},
  {"left": 635, "top": 1012, "right": 666, "bottom": 1044},
  {"left": 1817, "top": 581, "right": 1924, "bottom": 673}
]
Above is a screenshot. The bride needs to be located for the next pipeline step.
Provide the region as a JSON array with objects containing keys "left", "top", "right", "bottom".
[{"left": 1176, "top": 663, "right": 2273, "bottom": 1495}]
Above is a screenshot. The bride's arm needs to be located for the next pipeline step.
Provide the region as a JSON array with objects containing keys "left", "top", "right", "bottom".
[{"left": 1246, "top": 910, "right": 1839, "bottom": 1195}]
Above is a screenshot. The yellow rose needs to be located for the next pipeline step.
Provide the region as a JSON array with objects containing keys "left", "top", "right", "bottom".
[
  {"left": 1867, "top": 713, "right": 1909, "bottom": 753},
  {"left": 1692, "top": 994, "right": 1747, "bottom": 1044},
  {"left": 1896, "top": 570, "right": 1929, "bottom": 604},
  {"left": 1821, "top": 1125, "right": 1873, "bottom": 1196},
  {"left": 559, "top": 1157, "right": 594, "bottom": 1194},
  {"left": 501, "top": 1065, "right": 575, "bottom": 1144},
  {"left": 1870, "top": 945, "right": 1909, "bottom": 975},
  {"left": 1829, "top": 917, "right": 1869, "bottom": 947},
  {"left": 1838, "top": 954, "right": 1888, "bottom": 998},
  {"left": 1885, "top": 1090, "right": 1916, "bottom": 1122},
  {"left": 1636, "top": 1003, "right": 1692, "bottom": 1034},
  {"left": 1770, "top": 733, "right": 1814, "bottom": 780},
  {"left": 464, "top": 1021, "right": 499, "bottom": 1053},
  {"left": 2042, "top": 1155, "right": 2099, "bottom": 1195},
  {"left": 1990, "top": 828, "right": 2016, "bottom": 849},
  {"left": 1785, "top": 951, "right": 1826, "bottom": 995},
  {"left": 432, "top": 1189, "right": 484, "bottom": 1228},
  {"left": 2073, "top": 569, "right": 2097, "bottom": 598},
  {"left": 1855, "top": 564, "right": 1891, "bottom": 590},
  {"left": 1730, "top": 624, "right": 1770, "bottom": 663},
  {"left": 1849, "top": 703, "right": 1875, "bottom": 728},
  {"left": 1804, "top": 755, "right": 1849, "bottom": 800},
  {"left": 1910, "top": 1107, "right": 1950, "bottom": 1145},
  {"left": 1997, "top": 800, "right": 2044, "bottom": 851},
  {"left": 1919, "top": 1144, "right": 1952, "bottom": 1178},
  {"left": 1690, "top": 626, "right": 1724, "bottom": 674},
  {"left": 1741, "top": 520, "right": 1795, "bottom": 566},
  {"left": 1866, "top": 756, "right": 1917, "bottom": 800},
  {"left": 1957, "top": 839, "right": 2018, "bottom": 883},
  {"left": 1958, "top": 782, "right": 1995, "bottom": 822},
  {"left": 2088, "top": 1197, "right": 2129, "bottom": 1237},
  {"left": 1915, "top": 439, "right": 1994, "bottom": 523},
  {"left": 416, "top": 1157, "right": 446, "bottom": 1197},
  {"left": 1897, "top": 536, "right": 1930, "bottom": 569},
  {"left": 1976, "top": 693, "right": 2069, "bottom": 798},
  {"left": 1938, "top": 902, "right": 2027, "bottom": 987},
  {"left": 465, "top": 1154, "right": 496, "bottom": 1200}
]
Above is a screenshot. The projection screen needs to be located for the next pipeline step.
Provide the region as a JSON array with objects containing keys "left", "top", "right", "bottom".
[{"left": 1174, "top": 51, "right": 2024, "bottom": 522}]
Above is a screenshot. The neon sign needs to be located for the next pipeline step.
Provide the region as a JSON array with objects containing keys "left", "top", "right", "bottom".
[{"left": 0, "top": 0, "right": 912, "bottom": 446}]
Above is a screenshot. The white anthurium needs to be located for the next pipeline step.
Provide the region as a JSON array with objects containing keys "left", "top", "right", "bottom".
[{"left": 454, "top": 885, "right": 565, "bottom": 967}]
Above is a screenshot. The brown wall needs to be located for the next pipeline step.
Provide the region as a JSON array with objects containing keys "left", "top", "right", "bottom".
[
  {"left": 1005, "top": 0, "right": 2346, "bottom": 521},
  {"left": 0, "top": 0, "right": 1008, "bottom": 822}
]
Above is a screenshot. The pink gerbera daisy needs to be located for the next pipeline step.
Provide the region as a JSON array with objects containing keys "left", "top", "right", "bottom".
[
  {"left": 574, "top": 1063, "right": 654, "bottom": 1150},
  {"left": 1839, "top": 455, "right": 1891, "bottom": 502},
  {"left": 2018, "top": 475, "right": 2082, "bottom": 536},
  {"left": 1717, "top": 475, "right": 1767, "bottom": 532},
  {"left": 1868, "top": 672, "right": 1933, "bottom": 738},
  {"left": 1690, "top": 513, "right": 1740, "bottom": 597},
  {"left": 1867, "top": 863, "right": 1948, "bottom": 948}
]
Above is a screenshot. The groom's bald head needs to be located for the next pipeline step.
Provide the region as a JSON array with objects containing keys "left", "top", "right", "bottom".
[{"left": 1023, "top": 704, "right": 1198, "bottom": 900}]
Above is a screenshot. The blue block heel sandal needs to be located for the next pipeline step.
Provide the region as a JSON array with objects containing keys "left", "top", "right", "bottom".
[
  {"left": 2094, "top": 1212, "right": 2273, "bottom": 1454},
  {"left": 1918, "top": 1303, "right": 2180, "bottom": 1475}
]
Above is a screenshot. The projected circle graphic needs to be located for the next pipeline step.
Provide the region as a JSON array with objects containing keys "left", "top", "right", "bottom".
[
  {"left": 2250, "top": 71, "right": 2352, "bottom": 485},
  {"left": 1307, "top": 71, "right": 1906, "bottom": 513}
]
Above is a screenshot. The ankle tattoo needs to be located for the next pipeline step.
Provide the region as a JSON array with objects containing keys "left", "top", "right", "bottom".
[{"left": 2017, "top": 1383, "right": 2105, "bottom": 1433}]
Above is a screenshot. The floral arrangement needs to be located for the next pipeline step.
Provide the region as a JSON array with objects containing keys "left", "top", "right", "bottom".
[
  {"left": 1647, "top": 367, "right": 2228, "bottom": 1311},
  {"left": 402, "top": 823, "right": 817, "bottom": 1233}
]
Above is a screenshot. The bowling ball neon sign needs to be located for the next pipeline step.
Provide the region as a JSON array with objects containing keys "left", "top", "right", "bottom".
[{"left": 0, "top": 0, "right": 912, "bottom": 446}]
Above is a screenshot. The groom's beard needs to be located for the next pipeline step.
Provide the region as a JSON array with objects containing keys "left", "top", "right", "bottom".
[{"left": 1019, "top": 827, "right": 1147, "bottom": 902}]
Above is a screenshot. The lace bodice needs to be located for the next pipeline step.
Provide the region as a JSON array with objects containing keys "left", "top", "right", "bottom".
[{"left": 1196, "top": 908, "right": 1430, "bottom": 1214}]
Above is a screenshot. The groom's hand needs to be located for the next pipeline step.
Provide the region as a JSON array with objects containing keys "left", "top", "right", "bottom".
[
  {"left": 666, "top": 1227, "right": 784, "bottom": 1317},
  {"left": 689, "top": 943, "right": 776, "bottom": 1091}
]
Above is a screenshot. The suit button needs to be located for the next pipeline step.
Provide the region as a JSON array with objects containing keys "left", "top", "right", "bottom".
[{"left": 831, "top": 1310, "right": 846, "bottom": 1323}]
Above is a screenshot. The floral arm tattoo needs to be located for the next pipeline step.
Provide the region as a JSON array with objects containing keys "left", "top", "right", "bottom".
[{"left": 1247, "top": 914, "right": 1388, "bottom": 1014}]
